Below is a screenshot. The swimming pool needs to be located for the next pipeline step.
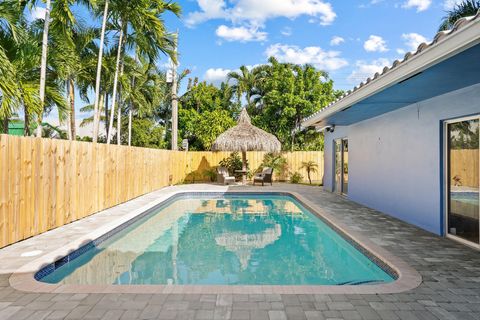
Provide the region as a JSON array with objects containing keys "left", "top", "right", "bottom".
[{"left": 36, "top": 193, "right": 395, "bottom": 286}]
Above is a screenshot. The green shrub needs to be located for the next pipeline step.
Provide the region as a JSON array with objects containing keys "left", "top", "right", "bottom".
[
  {"left": 290, "top": 172, "right": 303, "bottom": 184},
  {"left": 219, "top": 152, "right": 248, "bottom": 179},
  {"left": 261, "top": 152, "right": 289, "bottom": 180},
  {"left": 203, "top": 168, "right": 217, "bottom": 182}
]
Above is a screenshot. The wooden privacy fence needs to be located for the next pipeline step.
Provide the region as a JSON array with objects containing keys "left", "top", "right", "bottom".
[
  {"left": 450, "top": 149, "right": 479, "bottom": 188},
  {"left": 0, "top": 134, "right": 323, "bottom": 248}
]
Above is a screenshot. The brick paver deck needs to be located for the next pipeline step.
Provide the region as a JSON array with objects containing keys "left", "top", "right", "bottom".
[{"left": 1, "top": 184, "right": 479, "bottom": 320}]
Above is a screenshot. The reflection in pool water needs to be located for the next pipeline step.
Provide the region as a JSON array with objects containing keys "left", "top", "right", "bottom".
[{"left": 41, "top": 195, "right": 394, "bottom": 285}]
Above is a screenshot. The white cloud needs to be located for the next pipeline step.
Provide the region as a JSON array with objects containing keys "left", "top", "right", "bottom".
[
  {"left": 348, "top": 58, "right": 390, "bottom": 83},
  {"left": 29, "top": 7, "right": 46, "bottom": 21},
  {"left": 330, "top": 36, "right": 345, "bottom": 46},
  {"left": 401, "top": 32, "right": 429, "bottom": 51},
  {"left": 402, "top": 0, "right": 431, "bottom": 12},
  {"left": 186, "top": 0, "right": 336, "bottom": 26},
  {"left": 443, "top": 0, "right": 464, "bottom": 9},
  {"left": 281, "top": 27, "right": 292, "bottom": 37},
  {"left": 215, "top": 25, "right": 267, "bottom": 42},
  {"left": 204, "top": 68, "right": 232, "bottom": 84},
  {"left": 363, "top": 35, "right": 388, "bottom": 52},
  {"left": 265, "top": 44, "right": 348, "bottom": 71}
]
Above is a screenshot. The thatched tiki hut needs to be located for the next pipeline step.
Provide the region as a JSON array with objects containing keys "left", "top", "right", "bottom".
[{"left": 212, "top": 108, "right": 281, "bottom": 184}]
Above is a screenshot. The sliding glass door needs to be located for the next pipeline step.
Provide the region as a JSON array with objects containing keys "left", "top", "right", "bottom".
[
  {"left": 334, "top": 139, "right": 348, "bottom": 195},
  {"left": 446, "top": 116, "right": 479, "bottom": 247}
]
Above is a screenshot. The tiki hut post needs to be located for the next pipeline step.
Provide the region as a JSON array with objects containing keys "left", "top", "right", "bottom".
[{"left": 212, "top": 108, "right": 281, "bottom": 184}]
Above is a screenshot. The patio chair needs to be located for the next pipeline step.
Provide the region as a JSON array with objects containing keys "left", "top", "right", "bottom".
[
  {"left": 253, "top": 167, "right": 273, "bottom": 186},
  {"left": 217, "top": 167, "right": 235, "bottom": 185}
]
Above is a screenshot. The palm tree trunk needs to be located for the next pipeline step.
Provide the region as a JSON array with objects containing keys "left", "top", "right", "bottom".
[
  {"left": 106, "top": 25, "right": 124, "bottom": 145},
  {"left": 69, "top": 78, "right": 76, "bottom": 140},
  {"left": 65, "top": 82, "right": 72, "bottom": 140},
  {"left": 128, "top": 109, "right": 132, "bottom": 146},
  {"left": 2, "top": 118, "right": 8, "bottom": 134},
  {"left": 104, "top": 93, "right": 109, "bottom": 137},
  {"left": 92, "top": 0, "right": 109, "bottom": 143},
  {"left": 116, "top": 92, "right": 121, "bottom": 145},
  {"left": 36, "top": 0, "right": 52, "bottom": 138},
  {"left": 117, "top": 51, "right": 125, "bottom": 146},
  {"left": 24, "top": 109, "right": 30, "bottom": 136}
]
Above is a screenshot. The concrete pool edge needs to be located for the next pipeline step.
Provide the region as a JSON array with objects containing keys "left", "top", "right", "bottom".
[{"left": 9, "top": 187, "right": 422, "bottom": 295}]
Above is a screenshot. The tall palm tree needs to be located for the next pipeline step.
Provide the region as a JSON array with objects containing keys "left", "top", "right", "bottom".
[
  {"left": 105, "top": 0, "right": 180, "bottom": 145},
  {"left": 50, "top": 25, "right": 98, "bottom": 140},
  {"left": 92, "top": 0, "right": 109, "bottom": 143},
  {"left": 1, "top": 22, "right": 67, "bottom": 136},
  {"left": 439, "top": 0, "right": 480, "bottom": 31},
  {"left": 35, "top": 0, "right": 51, "bottom": 137},
  {"left": 0, "top": 0, "right": 23, "bottom": 131},
  {"left": 227, "top": 65, "right": 259, "bottom": 107},
  {"left": 34, "top": 0, "right": 83, "bottom": 137}
]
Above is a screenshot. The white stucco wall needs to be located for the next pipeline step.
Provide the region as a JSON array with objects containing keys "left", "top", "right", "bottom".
[{"left": 324, "top": 83, "right": 480, "bottom": 235}]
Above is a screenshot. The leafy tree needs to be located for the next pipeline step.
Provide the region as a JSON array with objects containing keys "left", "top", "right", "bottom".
[
  {"left": 439, "top": 0, "right": 480, "bottom": 31},
  {"left": 121, "top": 117, "right": 166, "bottom": 148},
  {"left": 248, "top": 57, "right": 339, "bottom": 151},
  {"left": 178, "top": 79, "right": 237, "bottom": 150}
]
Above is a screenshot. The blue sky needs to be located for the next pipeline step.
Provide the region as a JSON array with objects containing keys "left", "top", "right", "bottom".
[
  {"left": 162, "top": 0, "right": 462, "bottom": 90},
  {"left": 32, "top": 0, "right": 465, "bottom": 134}
]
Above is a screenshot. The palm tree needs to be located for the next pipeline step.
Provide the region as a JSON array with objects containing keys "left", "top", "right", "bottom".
[
  {"left": 105, "top": 0, "right": 180, "bottom": 145},
  {"left": 1, "top": 21, "right": 67, "bottom": 136},
  {"left": 300, "top": 161, "right": 318, "bottom": 185},
  {"left": 227, "top": 65, "right": 259, "bottom": 107},
  {"left": 92, "top": 0, "right": 110, "bottom": 143},
  {"left": 0, "top": 0, "right": 23, "bottom": 131},
  {"left": 50, "top": 22, "right": 98, "bottom": 140},
  {"left": 439, "top": 0, "right": 480, "bottom": 31},
  {"left": 33, "top": 0, "right": 85, "bottom": 137},
  {"left": 35, "top": 0, "right": 51, "bottom": 137}
]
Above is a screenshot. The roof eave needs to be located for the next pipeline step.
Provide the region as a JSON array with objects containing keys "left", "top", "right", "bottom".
[{"left": 302, "top": 14, "right": 480, "bottom": 129}]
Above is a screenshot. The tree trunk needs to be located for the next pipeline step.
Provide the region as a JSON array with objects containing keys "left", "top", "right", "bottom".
[
  {"left": 171, "top": 33, "right": 179, "bottom": 150},
  {"left": 117, "top": 40, "right": 126, "bottom": 146},
  {"left": 128, "top": 109, "right": 132, "bottom": 146},
  {"left": 308, "top": 171, "right": 312, "bottom": 184},
  {"left": 116, "top": 94, "right": 121, "bottom": 145},
  {"left": 24, "top": 109, "right": 30, "bottom": 136},
  {"left": 92, "top": 0, "right": 109, "bottom": 143},
  {"left": 106, "top": 25, "right": 124, "bottom": 145},
  {"left": 104, "top": 93, "right": 109, "bottom": 137},
  {"left": 2, "top": 118, "right": 8, "bottom": 134},
  {"left": 36, "top": 0, "right": 52, "bottom": 138},
  {"left": 241, "top": 151, "right": 247, "bottom": 185},
  {"left": 69, "top": 78, "right": 76, "bottom": 140},
  {"left": 65, "top": 82, "right": 72, "bottom": 140}
]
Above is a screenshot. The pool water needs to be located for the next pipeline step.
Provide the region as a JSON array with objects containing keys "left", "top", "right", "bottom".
[{"left": 40, "top": 194, "right": 395, "bottom": 285}]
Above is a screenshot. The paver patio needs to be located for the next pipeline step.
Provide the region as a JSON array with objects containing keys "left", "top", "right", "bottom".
[{"left": 0, "top": 184, "right": 479, "bottom": 320}]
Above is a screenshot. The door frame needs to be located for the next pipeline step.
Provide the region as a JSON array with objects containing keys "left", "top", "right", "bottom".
[
  {"left": 333, "top": 138, "right": 348, "bottom": 195},
  {"left": 442, "top": 114, "right": 480, "bottom": 249}
]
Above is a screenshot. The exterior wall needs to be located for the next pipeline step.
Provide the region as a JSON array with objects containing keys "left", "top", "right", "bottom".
[{"left": 324, "top": 83, "right": 480, "bottom": 235}]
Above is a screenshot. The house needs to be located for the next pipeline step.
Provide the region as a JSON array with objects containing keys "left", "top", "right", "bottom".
[{"left": 302, "top": 12, "right": 480, "bottom": 248}]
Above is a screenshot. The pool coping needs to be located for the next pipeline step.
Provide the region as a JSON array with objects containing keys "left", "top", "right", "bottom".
[{"left": 9, "top": 188, "right": 422, "bottom": 295}]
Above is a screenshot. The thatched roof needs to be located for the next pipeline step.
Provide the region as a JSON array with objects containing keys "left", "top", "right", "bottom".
[{"left": 212, "top": 108, "right": 281, "bottom": 152}]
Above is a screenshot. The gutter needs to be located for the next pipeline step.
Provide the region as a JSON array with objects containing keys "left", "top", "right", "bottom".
[{"left": 301, "top": 11, "right": 480, "bottom": 129}]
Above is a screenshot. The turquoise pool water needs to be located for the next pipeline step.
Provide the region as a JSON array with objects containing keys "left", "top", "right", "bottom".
[{"left": 40, "top": 194, "right": 394, "bottom": 285}]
